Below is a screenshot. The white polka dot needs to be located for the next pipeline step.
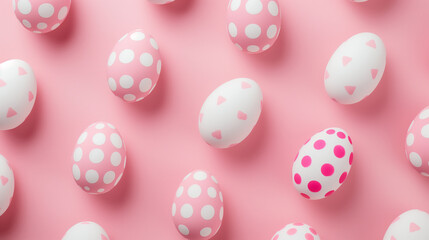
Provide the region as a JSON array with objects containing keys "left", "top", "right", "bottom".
[
  {"left": 139, "top": 78, "right": 152, "bottom": 93},
  {"left": 262, "top": 44, "right": 271, "bottom": 51},
  {"left": 51, "top": 23, "right": 60, "bottom": 30},
  {"left": 235, "top": 43, "right": 243, "bottom": 51},
  {"left": 193, "top": 171, "right": 207, "bottom": 181},
  {"left": 187, "top": 184, "right": 201, "bottom": 198},
  {"left": 114, "top": 173, "right": 123, "bottom": 186},
  {"left": 421, "top": 172, "right": 429, "bottom": 177},
  {"left": 119, "top": 49, "right": 135, "bottom": 64},
  {"left": 245, "top": 24, "right": 261, "bottom": 39},
  {"left": 92, "top": 133, "right": 106, "bottom": 145},
  {"left": 267, "top": 25, "right": 277, "bottom": 39},
  {"left": 407, "top": 133, "right": 415, "bottom": 146},
  {"left": 110, "top": 133, "right": 123, "bottom": 148},
  {"left": 172, "top": 203, "right": 176, "bottom": 216},
  {"left": 84, "top": 186, "right": 90, "bottom": 191},
  {"left": 219, "top": 191, "right": 223, "bottom": 202},
  {"left": 103, "top": 171, "right": 115, "bottom": 184},
  {"left": 38, "top": 3, "right": 54, "bottom": 18},
  {"left": 247, "top": 45, "right": 260, "bottom": 52},
  {"left": 123, "top": 94, "right": 136, "bottom": 102},
  {"left": 108, "top": 52, "right": 116, "bottom": 66},
  {"left": 410, "top": 152, "right": 422, "bottom": 167},
  {"left": 180, "top": 204, "right": 193, "bottom": 218},
  {"left": 228, "top": 23, "right": 237, "bottom": 37},
  {"left": 73, "top": 147, "right": 83, "bottom": 162},
  {"left": 421, "top": 124, "right": 429, "bottom": 138},
  {"left": 207, "top": 187, "right": 217, "bottom": 198},
  {"left": 119, "top": 75, "right": 134, "bottom": 89},
  {"left": 157, "top": 60, "right": 161, "bottom": 74},
  {"left": 268, "top": 1, "right": 279, "bottom": 16},
  {"left": 78, "top": 132, "right": 87, "bottom": 144},
  {"left": 200, "top": 227, "right": 212, "bottom": 237},
  {"left": 220, "top": 206, "right": 224, "bottom": 220},
  {"left": 140, "top": 53, "right": 154, "bottom": 67},
  {"left": 22, "top": 19, "right": 31, "bottom": 28},
  {"left": 37, "top": 22, "right": 47, "bottom": 30},
  {"left": 420, "top": 109, "right": 429, "bottom": 119},
  {"left": 230, "top": 0, "right": 241, "bottom": 11},
  {"left": 89, "top": 149, "right": 104, "bottom": 164},
  {"left": 18, "top": 0, "right": 31, "bottom": 15},
  {"left": 95, "top": 123, "right": 105, "bottom": 129},
  {"left": 97, "top": 188, "right": 105, "bottom": 193},
  {"left": 130, "top": 32, "right": 145, "bottom": 41},
  {"left": 110, "top": 152, "right": 121, "bottom": 166},
  {"left": 58, "top": 6, "right": 68, "bottom": 20},
  {"left": 211, "top": 175, "right": 218, "bottom": 183},
  {"left": 246, "top": 0, "right": 263, "bottom": 14},
  {"left": 85, "top": 170, "right": 99, "bottom": 184},
  {"left": 176, "top": 186, "right": 184, "bottom": 197},
  {"left": 201, "top": 205, "right": 215, "bottom": 220},
  {"left": 72, "top": 164, "right": 80, "bottom": 180},
  {"left": 178, "top": 225, "right": 189, "bottom": 236},
  {"left": 150, "top": 38, "right": 159, "bottom": 50}
]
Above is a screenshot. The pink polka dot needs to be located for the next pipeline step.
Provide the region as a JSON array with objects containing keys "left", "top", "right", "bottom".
[
  {"left": 293, "top": 223, "right": 304, "bottom": 226},
  {"left": 337, "top": 132, "right": 346, "bottom": 139},
  {"left": 301, "top": 193, "right": 310, "bottom": 199},
  {"left": 314, "top": 140, "right": 326, "bottom": 150},
  {"left": 301, "top": 156, "right": 312, "bottom": 167},
  {"left": 325, "top": 190, "right": 334, "bottom": 197},
  {"left": 349, "top": 152, "right": 354, "bottom": 165},
  {"left": 273, "top": 234, "right": 279, "bottom": 240},
  {"left": 287, "top": 228, "right": 297, "bottom": 235},
  {"left": 309, "top": 228, "right": 317, "bottom": 235},
  {"left": 339, "top": 172, "right": 348, "bottom": 183},
  {"left": 348, "top": 136, "right": 353, "bottom": 144},
  {"left": 326, "top": 129, "right": 335, "bottom": 134},
  {"left": 294, "top": 174, "right": 302, "bottom": 184},
  {"left": 334, "top": 145, "right": 345, "bottom": 158},
  {"left": 308, "top": 181, "right": 322, "bottom": 192},
  {"left": 305, "top": 233, "right": 314, "bottom": 240},
  {"left": 321, "top": 163, "right": 334, "bottom": 176}
]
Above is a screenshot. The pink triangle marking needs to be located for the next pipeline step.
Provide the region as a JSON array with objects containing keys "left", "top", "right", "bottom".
[
  {"left": 0, "top": 79, "right": 6, "bottom": 87},
  {"left": 1, "top": 176, "right": 8, "bottom": 185},
  {"left": 324, "top": 71, "right": 330, "bottom": 80},
  {"left": 18, "top": 67, "right": 27, "bottom": 75},
  {"left": 237, "top": 111, "right": 247, "bottom": 120},
  {"left": 410, "top": 222, "right": 420, "bottom": 232},
  {"left": 371, "top": 69, "right": 378, "bottom": 79},
  {"left": 217, "top": 96, "right": 226, "bottom": 105},
  {"left": 28, "top": 91, "right": 34, "bottom": 101},
  {"left": 366, "top": 40, "right": 376, "bottom": 49},
  {"left": 342, "top": 56, "right": 352, "bottom": 66},
  {"left": 7, "top": 108, "right": 17, "bottom": 118},
  {"left": 212, "top": 130, "right": 222, "bottom": 139},
  {"left": 345, "top": 86, "right": 356, "bottom": 95},
  {"left": 241, "top": 81, "right": 251, "bottom": 89}
]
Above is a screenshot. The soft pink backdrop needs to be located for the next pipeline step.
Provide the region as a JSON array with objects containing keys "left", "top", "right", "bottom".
[{"left": 0, "top": 0, "right": 428, "bottom": 239}]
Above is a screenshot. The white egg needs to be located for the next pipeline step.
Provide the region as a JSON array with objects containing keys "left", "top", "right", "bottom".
[
  {"left": 271, "top": 223, "right": 321, "bottom": 240},
  {"left": 62, "top": 221, "right": 110, "bottom": 240},
  {"left": 0, "top": 154, "right": 15, "bottom": 217},
  {"left": 384, "top": 209, "right": 429, "bottom": 240}
]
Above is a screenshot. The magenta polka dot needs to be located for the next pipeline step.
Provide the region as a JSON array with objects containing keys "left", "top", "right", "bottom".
[
  {"left": 325, "top": 190, "right": 334, "bottom": 197},
  {"left": 348, "top": 136, "right": 353, "bottom": 144},
  {"left": 293, "top": 223, "right": 304, "bottom": 226},
  {"left": 349, "top": 152, "right": 354, "bottom": 165},
  {"left": 326, "top": 129, "right": 335, "bottom": 134},
  {"left": 339, "top": 172, "right": 348, "bottom": 183},
  {"left": 334, "top": 145, "right": 345, "bottom": 158},
  {"left": 287, "top": 228, "right": 297, "bottom": 235},
  {"left": 337, "top": 132, "right": 346, "bottom": 139},
  {"left": 294, "top": 174, "right": 302, "bottom": 184},
  {"left": 273, "top": 234, "right": 279, "bottom": 240},
  {"left": 305, "top": 233, "right": 314, "bottom": 240},
  {"left": 309, "top": 228, "right": 317, "bottom": 235},
  {"left": 314, "top": 140, "right": 326, "bottom": 150},
  {"left": 321, "top": 163, "right": 335, "bottom": 176},
  {"left": 301, "top": 156, "right": 312, "bottom": 167},
  {"left": 308, "top": 181, "right": 322, "bottom": 192},
  {"left": 301, "top": 193, "right": 310, "bottom": 199}
]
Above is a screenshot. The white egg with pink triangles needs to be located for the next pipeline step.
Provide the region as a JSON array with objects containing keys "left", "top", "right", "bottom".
[{"left": 384, "top": 209, "right": 429, "bottom": 240}]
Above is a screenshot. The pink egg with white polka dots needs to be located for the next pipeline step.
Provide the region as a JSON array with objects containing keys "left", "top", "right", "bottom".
[
  {"left": 292, "top": 128, "right": 353, "bottom": 200},
  {"left": 72, "top": 122, "right": 126, "bottom": 194},
  {"left": 227, "top": 0, "right": 281, "bottom": 54},
  {"left": 383, "top": 209, "right": 429, "bottom": 240},
  {"left": 62, "top": 221, "right": 110, "bottom": 240},
  {"left": 271, "top": 223, "right": 321, "bottom": 240},
  {"left": 107, "top": 29, "right": 162, "bottom": 103},
  {"left": 405, "top": 106, "right": 429, "bottom": 177},
  {"left": 172, "top": 170, "right": 224, "bottom": 240},
  {"left": 12, "top": 0, "right": 71, "bottom": 33},
  {"left": 147, "top": 0, "right": 175, "bottom": 4},
  {"left": 0, "top": 154, "right": 15, "bottom": 217}
]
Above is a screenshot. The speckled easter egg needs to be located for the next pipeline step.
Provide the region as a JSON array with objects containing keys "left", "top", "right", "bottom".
[
  {"left": 72, "top": 122, "right": 126, "bottom": 194},
  {"left": 271, "top": 223, "right": 321, "bottom": 240},
  {"left": 324, "top": 32, "right": 386, "bottom": 104},
  {"left": 227, "top": 0, "right": 281, "bottom": 54},
  {"left": 147, "top": 0, "right": 175, "bottom": 4},
  {"left": 405, "top": 106, "right": 429, "bottom": 177},
  {"left": 199, "top": 78, "right": 263, "bottom": 148},
  {"left": 292, "top": 128, "right": 353, "bottom": 200},
  {"left": 107, "top": 29, "right": 161, "bottom": 103},
  {"left": 384, "top": 209, "right": 429, "bottom": 240},
  {"left": 62, "top": 221, "right": 110, "bottom": 240},
  {"left": 0, "top": 59, "right": 37, "bottom": 130},
  {"left": 0, "top": 154, "right": 14, "bottom": 217},
  {"left": 13, "top": 0, "right": 71, "bottom": 33},
  {"left": 172, "top": 170, "right": 224, "bottom": 240}
]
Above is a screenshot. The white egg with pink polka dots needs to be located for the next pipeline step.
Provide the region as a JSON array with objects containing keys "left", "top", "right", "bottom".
[
  {"left": 72, "top": 122, "right": 126, "bottom": 194},
  {"left": 107, "top": 29, "right": 162, "bottom": 103},
  {"left": 13, "top": 0, "right": 71, "bottom": 33},
  {"left": 271, "top": 223, "right": 321, "bottom": 240},
  {"left": 292, "top": 128, "right": 354, "bottom": 200},
  {"left": 227, "top": 0, "right": 281, "bottom": 54},
  {"left": 0, "top": 154, "right": 14, "bottom": 217},
  {"left": 384, "top": 209, "right": 429, "bottom": 240},
  {"left": 172, "top": 170, "right": 224, "bottom": 240},
  {"left": 147, "top": 0, "right": 175, "bottom": 4},
  {"left": 62, "top": 221, "right": 110, "bottom": 240}
]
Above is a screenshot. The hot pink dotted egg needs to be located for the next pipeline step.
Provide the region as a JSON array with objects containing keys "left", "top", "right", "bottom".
[
  {"left": 147, "top": 0, "right": 175, "bottom": 4},
  {"left": 292, "top": 128, "right": 353, "bottom": 200},
  {"left": 12, "top": 0, "right": 71, "bottom": 33},
  {"left": 72, "top": 122, "right": 126, "bottom": 194},
  {"left": 227, "top": 0, "right": 281, "bottom": 54},
  {"left": 271, "top": 223, "right": 321, "bottom": 240},
  {"left": 107, "top": 29, "right": 162, "bottom": 103},
  {"left": 405, "top": 106, "right": 429, "bottom": 177},
  {"left": 172, "top": 170, "right": 224, "bottom": 239}
]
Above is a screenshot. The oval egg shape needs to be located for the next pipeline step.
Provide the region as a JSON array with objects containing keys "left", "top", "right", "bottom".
[
  {"left": 292, "top": 128, "right": 353, "bottom": 200},
  {"left": 271, "top": 223, "right": 321, "bottom": 240},
  {"left": 199, "top": 78, "right": 263, "bottom": 148},
  {"left": 405, "top": 106, "right": 429, "bottom": 176},
  {"left": 13, "top": 0, "right": 71, "bottom": 33},
  {"left": 324, "top": 32, "right": 386, "bottom": 104},
  {"left": 107, "top": 29, "right": 162, "bottom": 103},
  {"left": 72, "top": 121, "right": 126, "bottom": 194},
  {"left": 62, "top": 221, "right": 110, "bottom": 240},
  {"left": 0, "top": 154, "right": 15, "bottom": 217},
  {"left": 172, "top": 170, "right": 224, "bottom": 240},
  {"left": 384, "top": 209, "right": 429, "bottom": 240},
  {"left": 227, "top": 0, "right": 281, "bottom": 54},
  {"left": 147, "top": 0, "right": 175, "bottom": 4},
  {"left": 0, "top": 59, "right": 37, "bottom": 130}
]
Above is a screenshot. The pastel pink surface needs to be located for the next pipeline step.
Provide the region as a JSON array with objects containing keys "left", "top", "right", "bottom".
[{"left": 1, "top": 0, "right": 429, "bottom": 239}]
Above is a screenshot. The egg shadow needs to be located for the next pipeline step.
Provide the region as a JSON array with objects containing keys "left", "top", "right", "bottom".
[
  {"left": 43, "top": 1, "right": 77, "bottom": 44},
  {"left": 0, "top": 171, "right": 20, "bottom": 234},
  {"left": 349, "top": 0, "right": 397, "bottom": 14}
]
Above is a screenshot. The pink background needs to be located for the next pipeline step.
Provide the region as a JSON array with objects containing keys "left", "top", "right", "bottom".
[{"left": 1, "top": 0, "right": 429, "bottom": 239}]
